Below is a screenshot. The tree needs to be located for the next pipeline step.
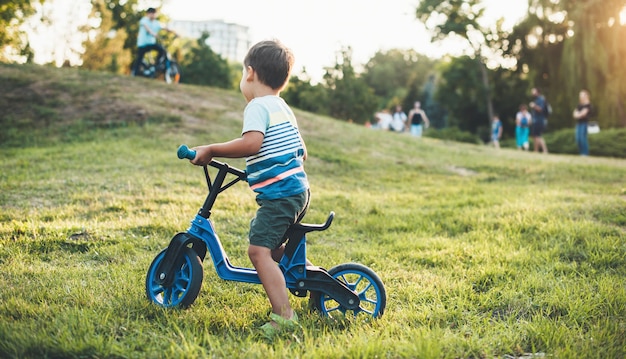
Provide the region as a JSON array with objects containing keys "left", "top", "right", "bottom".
[
  {"left": 81, "top": 0, "right": 131, "bottom": 73},
  {"left": 0, "top": 0, "right": 40, "bottom": 62},
  {"left": 415, "top": 0, "right": 504, "bottom": 129},
  {"left": 97, "top": 0, "right": 143, "bottom": 52},
  {"left": 435, "top": 55, "right": 488, "bottom": 135},
  {"left": 180, "top": 32, "right": 232, "bottom": 89},
  {"left": 558, "top": 0, "right": 626, "bottom": 128},
  {"left": 361, "top": 49, "right": 438, "bottom": 110},
  {"left": 282, "top": 74, "right": 329, "bottom": 115},
  {"left": 419, "top": 74, "right": 447, "bottom": 129},
  {"left": 322, "top": 47, "right": 378, "bottom": 124}
]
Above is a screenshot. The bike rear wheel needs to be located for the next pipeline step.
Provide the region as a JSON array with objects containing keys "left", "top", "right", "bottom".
[
  {"left": 165, "top": 62, "right": 182, "bottom": 84},
  {"left": 311, "top": 263, "right": 386, "bottom": 319}
]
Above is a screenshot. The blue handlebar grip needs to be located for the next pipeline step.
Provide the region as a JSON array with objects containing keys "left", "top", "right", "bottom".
[{"left": 177, "top": 145, "right": 196, "bottom": 160}]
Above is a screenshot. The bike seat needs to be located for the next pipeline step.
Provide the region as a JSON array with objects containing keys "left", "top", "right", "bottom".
[{"left": 290, "top": 212, "right": 334, "bottom": 233}]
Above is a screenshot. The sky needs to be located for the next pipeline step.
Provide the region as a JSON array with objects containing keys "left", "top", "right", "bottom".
[{"left": 160, "top": 0, "right": 528, "bottom": 81}]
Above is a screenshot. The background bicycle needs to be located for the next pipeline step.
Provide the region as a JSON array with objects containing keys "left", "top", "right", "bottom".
[{"left": 131, "top": 44, "right": 182, "bottom": 84}]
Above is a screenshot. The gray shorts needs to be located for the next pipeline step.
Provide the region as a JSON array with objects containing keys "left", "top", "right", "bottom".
[{"left": 249, "top": 190, "right": 310, "bottom": 249}]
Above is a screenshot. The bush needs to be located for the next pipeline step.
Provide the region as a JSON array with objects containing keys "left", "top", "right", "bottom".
[{"left": 544, "top": 127, "right": 626, "bottom": 158}]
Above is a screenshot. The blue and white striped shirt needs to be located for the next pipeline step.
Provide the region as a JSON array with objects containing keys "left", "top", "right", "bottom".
[{"left": 242, "top": 96, "right": 309, "bottom": 200}]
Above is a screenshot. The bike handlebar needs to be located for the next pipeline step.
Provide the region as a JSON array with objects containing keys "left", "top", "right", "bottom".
[
  {"left": 177, "top": 144, "right": 196, "bottom": 160},
  {"left": 177, "top": 145, "right": 247, "bottom": 179}
]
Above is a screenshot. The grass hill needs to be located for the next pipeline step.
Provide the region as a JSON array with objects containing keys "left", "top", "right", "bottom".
[{"left": 1, "top": 63, "right": 626, "bottom": 358}]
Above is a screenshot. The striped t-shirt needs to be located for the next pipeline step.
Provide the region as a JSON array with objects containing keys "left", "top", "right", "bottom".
[{"left": 242, "top": 96, "right": 309, "bottom": 200}]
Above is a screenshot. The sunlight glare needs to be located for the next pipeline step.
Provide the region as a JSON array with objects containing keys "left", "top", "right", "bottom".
[{"left": 620, "top": 6, "right": 626, "bottom": 25}]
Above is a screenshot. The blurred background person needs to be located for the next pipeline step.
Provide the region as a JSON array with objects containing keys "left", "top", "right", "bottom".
[
  {"left": 407, "top": 101, "right": 430, "bottom": 137},
  {"left": 572, "top": 89, "right": 592, "bottom": 156},
  {"left": 515, "top": 104, "right": 532, "bottom": 150}
]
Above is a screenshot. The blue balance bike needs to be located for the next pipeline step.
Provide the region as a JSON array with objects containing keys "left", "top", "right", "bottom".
[{"left": 145, "top": 145, "right": 387, "bottom": 319}]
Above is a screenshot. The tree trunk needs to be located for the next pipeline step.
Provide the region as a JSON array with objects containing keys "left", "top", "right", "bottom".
[{"left": 477, "top": 56, "right": 494, "bottom": 127}]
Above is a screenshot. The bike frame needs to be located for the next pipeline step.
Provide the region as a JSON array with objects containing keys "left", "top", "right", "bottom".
[{"left": 155, "top": 160, "right": 360, "bottom": 309}]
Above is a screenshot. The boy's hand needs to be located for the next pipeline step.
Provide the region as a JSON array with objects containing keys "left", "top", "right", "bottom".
[{"left": 190, "top": 145, "right": 213, "bottom": 166}]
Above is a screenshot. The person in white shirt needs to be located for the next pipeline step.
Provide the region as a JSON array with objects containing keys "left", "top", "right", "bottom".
[{"left": 391, "top": 105, "right": 407, "bottom": 132}]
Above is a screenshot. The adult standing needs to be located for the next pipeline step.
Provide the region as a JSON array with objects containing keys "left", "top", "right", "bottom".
[
  {"left": 407, "top": 101, "right": 430, "bottom": 137},
  {"left": 573, "top": 89, "right": 592, "bottom": 156},
  {"left": 391, "top": 105, "right": 407, "bottom": 133},
  {"left": 131, "top": 8, "right": 176, "bottom": 78},
  {"left": 515, "top": 104, "right": 532, "bottom": 151},
  {"left": 529, "top": 87, "right": 549, "bottom": 153}
]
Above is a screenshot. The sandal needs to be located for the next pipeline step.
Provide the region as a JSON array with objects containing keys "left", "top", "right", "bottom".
[{"left": 260, "top": 312, "right": 299, "bottom": 337}]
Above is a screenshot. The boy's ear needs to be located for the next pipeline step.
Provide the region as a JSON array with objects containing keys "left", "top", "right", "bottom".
[{"left": 245, "top": 66, "right": 255, "bottom": 82}]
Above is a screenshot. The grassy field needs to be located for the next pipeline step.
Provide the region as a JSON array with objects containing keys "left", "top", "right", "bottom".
[{"left": 1, "top": 64, "right": 626, "bottom": 358}]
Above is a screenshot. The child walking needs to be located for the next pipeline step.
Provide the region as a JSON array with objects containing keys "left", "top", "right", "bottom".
[{"left": 189, "top": 39, "right": 309, "bottom": 335}]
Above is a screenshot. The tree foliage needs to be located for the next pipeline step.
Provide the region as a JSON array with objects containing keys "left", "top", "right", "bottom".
[
  {"left": 0, "top": 0, "right": 40, "bottom": 62},
  {"left": 436, "top": 56, "right": 487, "bottom": 134},
  {"left": 179, "top": 32, "right": 232, "bottom": 89},
  {"left": 361, "top": 49, "right": 438, "bottom": 110},
  {"left": 415, "top": 0, "right": 497, "bottom": 129},
  {"left": 81, "top": 0, "right": 131, "bottom": 73},
  {"left": 509, "top": 0, "right": 626, "bottom": 129},
  {"left": 419, "top": 74, "right": 447, "bottom": 129},
  {"left": 98, "top": 0, "right": 144, "bottom": 51},
  {"left": 282, "top": 75, "right": 329, "bottom": 115},
  {"left": 322, "top": 47, "right": 378, "bottom": 124}
]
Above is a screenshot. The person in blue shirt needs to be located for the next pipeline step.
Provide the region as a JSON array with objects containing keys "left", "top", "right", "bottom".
[
  {"left": 131, "top": 8, "right": 176, "bottom": 77},
  {"left": 515, "top": 104, "right": 532, "bottom": 151},
  {"left": 190, "top": 40, "right": 309, "bottom": 337},
  {"left": 491, "top": 114, "right": 503, "bottom": 148}
]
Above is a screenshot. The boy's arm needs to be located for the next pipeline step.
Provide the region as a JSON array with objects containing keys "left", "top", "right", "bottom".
[
  {"left": 190, "top": 131, "right": 264, "bottom": 166},
  {"left": 140, "top": 19, "right": 158, "bottom": 37},
  {"left": 299, "top": 132, "right": 308, "bottom": 161}
]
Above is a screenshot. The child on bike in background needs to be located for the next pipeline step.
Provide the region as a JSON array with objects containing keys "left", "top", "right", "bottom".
[
  {"left": 131, "top": 8, "right": 176, "bottom": 77},
  {"left": 189, "top": 40, "right": 309, "bottom": 336}
]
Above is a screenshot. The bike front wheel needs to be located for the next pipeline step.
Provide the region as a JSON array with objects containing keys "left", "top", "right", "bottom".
[
  {"left": 312, "top": 263, "right": 386, "bottom": 319},
  {"left": 145, "top": 247, "right": 203, "bottom": 308}
]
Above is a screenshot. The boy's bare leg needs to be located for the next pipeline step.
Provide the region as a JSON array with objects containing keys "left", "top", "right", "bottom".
[{"left": 249, "top": 244, "right": 293, "bottom": 320}]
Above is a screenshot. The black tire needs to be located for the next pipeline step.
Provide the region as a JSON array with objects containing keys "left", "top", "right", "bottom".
[
  {"left": 130, "top": 59, "right": 153, "bottom": 78},
  {"left": 145, "top": 247, "right": 203, "bottom": 308},
  {"left": 311, "top": 263, "right": 386, "bottom": 319}
]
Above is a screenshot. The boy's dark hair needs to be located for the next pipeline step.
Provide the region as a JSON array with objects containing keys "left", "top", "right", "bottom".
[
  {"left": 146, "top": 8, "right": 156, "bottom": 13},
  {"left": 244, "top": 40, "right": 294, "bottom": 90}
]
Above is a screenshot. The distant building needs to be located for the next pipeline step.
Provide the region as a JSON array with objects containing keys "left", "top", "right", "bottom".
[{"left": 168, "top": 20, "right": 250, "bottom": 62}]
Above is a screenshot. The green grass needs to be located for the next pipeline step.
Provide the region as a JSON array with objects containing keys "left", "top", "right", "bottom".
[{"left": 1, "top": 64, "right": 626, "bottom": 358}]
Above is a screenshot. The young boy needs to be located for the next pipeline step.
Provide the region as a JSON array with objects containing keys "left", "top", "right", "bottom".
[
  {"left": 189, "top": 40, "right": 309, "bottom": 334},
  {"left": 491, "top": 114, "right": 503, "bottom": 149}
]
